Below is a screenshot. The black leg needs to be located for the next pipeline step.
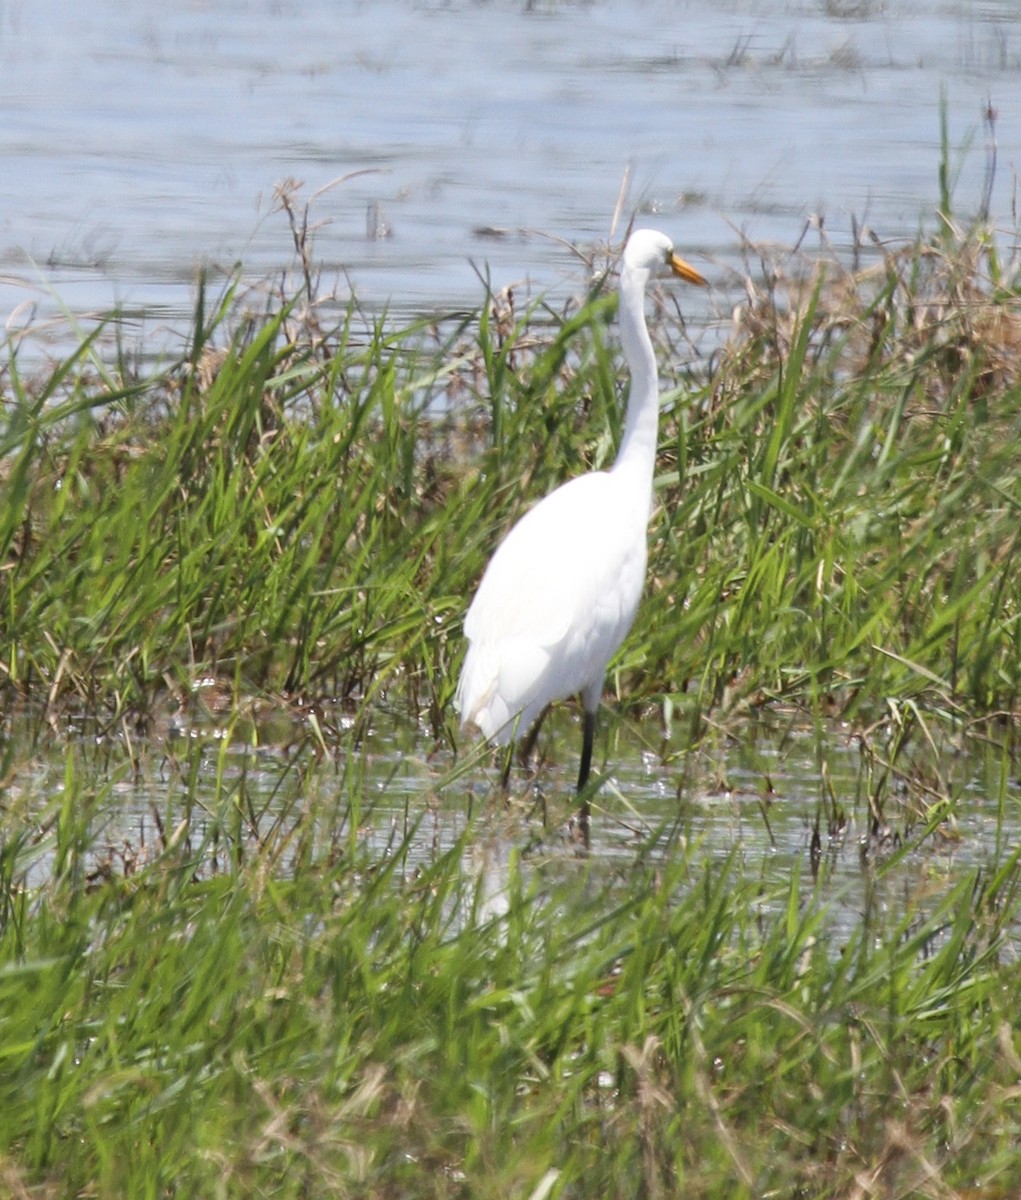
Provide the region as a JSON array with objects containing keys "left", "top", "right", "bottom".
[
  {"left": 499, "top": 705, "right": 550, "bottom": 790},
  {"left": 577, "top": 708, "right": 596, "bottom": 793},
  {"left": 518, "top": 704, "right": 550, "bottom": 769},
  {"left": 572, "top": 708, "right": 596, "bottom": 850}
]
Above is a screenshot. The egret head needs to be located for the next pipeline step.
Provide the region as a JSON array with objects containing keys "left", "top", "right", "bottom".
[{"left": 623, "top": 228, "right": 707, "bottom": 287}]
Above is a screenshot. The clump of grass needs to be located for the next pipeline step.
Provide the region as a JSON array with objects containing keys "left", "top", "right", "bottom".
[
  {"left": 0, "top": 252, "right": 629, "bottom": 744},
  {"left": 637, "top": 214, "right": 1021, "bottom": 744}
]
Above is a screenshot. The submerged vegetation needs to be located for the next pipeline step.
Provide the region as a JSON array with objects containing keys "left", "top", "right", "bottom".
[{"left": 2, "top": 185, "right": 1021, "bottom": 1195}]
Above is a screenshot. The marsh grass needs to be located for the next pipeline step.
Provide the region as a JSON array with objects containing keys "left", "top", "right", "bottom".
[
  {"left": 3, "top": 192, "right": 1021, "bottom": 1193},
  {"left": 644, "top": 221, "right": 1021, "bottom": 733},
  {"left": 4, "top": 208, "right": 1021, "bottom": 750},
  {"left": 0, "top": 219, "right": 1014, "bottom": 747}
]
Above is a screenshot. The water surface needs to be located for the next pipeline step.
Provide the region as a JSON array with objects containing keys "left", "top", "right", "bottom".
[
  {"left": 10, "top": 701, "right": 1018, "bottom": 947},
  {"left": 2, "top": 0, "right": 1019, "bottom": 343}
]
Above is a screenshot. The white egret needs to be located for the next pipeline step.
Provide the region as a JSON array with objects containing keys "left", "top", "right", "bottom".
[{"left": 456, "top": 228, "right": 706, "bottom": 798}]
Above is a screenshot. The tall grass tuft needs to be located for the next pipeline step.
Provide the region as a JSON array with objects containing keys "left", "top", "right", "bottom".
[{"left": 638, "top": 217, "right": 1021, "bottom": 744}]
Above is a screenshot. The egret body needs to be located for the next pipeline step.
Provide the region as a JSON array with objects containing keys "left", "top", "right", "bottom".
[{"left": 456, "top": 229, "right": 706, "bottom": 794}]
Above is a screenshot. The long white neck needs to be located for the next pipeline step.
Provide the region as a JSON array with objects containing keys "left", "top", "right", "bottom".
[{"left": 611, "top": 265, "right": 659, "bottom": 499}]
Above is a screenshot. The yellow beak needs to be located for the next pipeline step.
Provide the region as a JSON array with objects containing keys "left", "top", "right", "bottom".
[{"left": 669, "top": 252, "right": 708, "bottom": 286}]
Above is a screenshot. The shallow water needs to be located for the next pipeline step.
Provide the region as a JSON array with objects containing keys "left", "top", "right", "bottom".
[
  {"left": 2, "top": 0, "right": 1020, "bottom": 347},
  {"left": 10, "top": 700, "right": 1020, "bottom": 945}
]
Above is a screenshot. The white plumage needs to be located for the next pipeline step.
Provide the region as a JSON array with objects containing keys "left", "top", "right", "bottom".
[{"left": 456, "top": 229, "right": 706, "bottom": 794}]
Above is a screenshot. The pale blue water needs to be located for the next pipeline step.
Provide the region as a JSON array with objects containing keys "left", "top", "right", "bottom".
[{"left": 1, "top": 0, "right": 1019, "bottom": 341}]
